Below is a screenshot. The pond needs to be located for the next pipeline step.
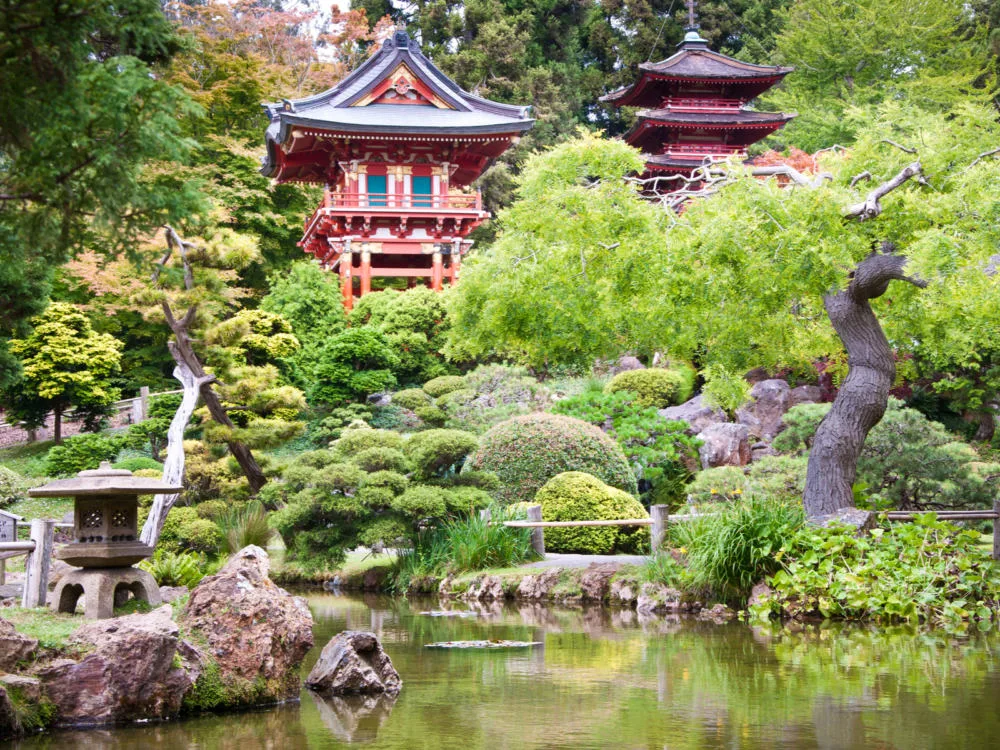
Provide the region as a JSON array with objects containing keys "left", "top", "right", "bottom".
[{"left": 15, "top": 592, "right": 1000, "bottom": 749}]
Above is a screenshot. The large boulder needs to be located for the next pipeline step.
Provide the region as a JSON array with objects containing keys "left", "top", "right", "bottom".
[
  {"left": 36, "top": 605, "right": 196, "bottom": 726},
  {"left": 579, "top": 564, "right": 620, "bottom": 602},
  {"left": 181, "top": 546, "right": 314, "bottom": 704},
  {"left": 658, "top": 394, "right": 728, "bottom": 435},
  {"left": 735, "top": 379, "right": 792, "bottom": 441},
  {"left": 306, "top": 631, "right": 401, "bottom": 697},
  {"left": 790, "top": 385, "right": 823, "bottom": 407},
  {"left": 609, "top": 355, "right": 645, "bottom": 375},
  {"left": 516, "top": 568, "right": 562, "bottom": 601},
  {"left": 0, "top": 618, "right": 37, "bottom": 671},
  {"left": 697, "top": 423, "right": 751, "bottom": 469}
]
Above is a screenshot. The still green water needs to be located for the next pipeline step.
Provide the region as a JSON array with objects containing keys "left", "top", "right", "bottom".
[{"left": 15, "top": 592, "right": 1000, "bottom": 749}]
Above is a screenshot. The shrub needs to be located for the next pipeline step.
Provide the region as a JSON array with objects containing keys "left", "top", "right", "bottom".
[
  {"left": 0, "top": 467, "right": 29, "bottom": 507},
  {"left": 465, "top": 412, "right": 637, "bottom": 504},
  {"left": 604, "top": 368, "right": 690, "bottom": 409},
  {"left": 535, "top": 472, "right": 649, "bottom": 554},
  {"left": 304, "top": 404, "right": 372, "bottom": 445},
  {"left": 133, "top": 468, "right": 163, "bottom": 480},
  {"left": 391, "top": 485, "right": 450, "bottom": 520},
  {"left": 772, "top": 399, "right": 1000, "bottom": 510},
  {"left": 158, "top": 507, "right": 223, "bottom": 554},
  {"left": 351, "top": 447, "right": 410, "bottom": 473},
  {"left": 439, "top": 364, "right": 551, "bottom": 434},
  {"left": 113, "top": 456, "right": 164, "bottom": 472},
  {"left": 139, "top": 549, "right": 206, "bottom": 588},
  {"left": 404, "top": 429, "right": 478, "bottom": 480},
  {"left": 369, "top": 403, "right": 422, "bottom": 432},
  {"left": 45, "top": 432, "right": 124, "bottom": 476},
  {"left": 332, "top": 426, "right": 404, "bottom": 458},
  {"left": 423, "top": 375, "right": 466, "bottom": 398},
  {"left": 413, "top": 404, "right": 447, "bottom": 426},
  {"left": 672, "top": 494, "right": 804, "bottom": 601},
  {"left": 195, "top": 499, "right": 228, "bottom": 520},
  {"left": 757, "top": 516, "right": 1000, "bottom": 626},
  {"left": 304, "top": 328, "right": 399, "bottom": 407},
  {"left": 216, "top": 501, "right": 273, "bottom": 554},
  {"left": 687, "top": 455, "right": 808, "bottom": 505},
  {"left": 392, "top": 388, "right": 432, "bottom": 411},
  {"left": 551, "top": 389, "right": 700, "bottom": 506}
]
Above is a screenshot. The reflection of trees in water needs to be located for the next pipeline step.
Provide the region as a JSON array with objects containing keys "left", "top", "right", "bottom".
[{"left": 308, "top": 691, "right": 398, "bottom": 744}]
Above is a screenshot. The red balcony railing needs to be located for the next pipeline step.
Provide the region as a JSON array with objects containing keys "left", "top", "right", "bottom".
[
  {"left": 663, "top": 97, "right": 744, "bottom": 112},
  {"left": 662, "top": 143, "right": 745, "bottom": 159},
  {"left": 320, "top": 190, "right": 482, "bottom": 211}
]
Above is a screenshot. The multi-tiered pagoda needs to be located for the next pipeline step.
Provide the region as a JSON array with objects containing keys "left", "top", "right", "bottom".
[
  {"left": 263, "top": 30, "right": 533, "bottom": 309},
  {"left": 601, "top": 11, "right": 794, "bottom": 187}
]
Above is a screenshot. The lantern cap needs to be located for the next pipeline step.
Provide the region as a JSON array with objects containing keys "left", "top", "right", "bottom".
[{"left": 27, "top": 462, "right": 183, "bottom": 497}]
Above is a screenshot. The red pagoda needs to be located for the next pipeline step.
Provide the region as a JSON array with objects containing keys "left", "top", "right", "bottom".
[
  {"left": 601, "top": 5, "right": 794, "bottom": 188},
  {"left": 263, "top": 30, "right": 533, "bottom": 309}
]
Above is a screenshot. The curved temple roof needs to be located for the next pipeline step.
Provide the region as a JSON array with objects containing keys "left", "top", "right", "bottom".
[
  {"left": 262, "top": 30, "right": 534, "bottom": 179},
  {"left": 601, "top": 29, "right": 793, "bottom": 107}
]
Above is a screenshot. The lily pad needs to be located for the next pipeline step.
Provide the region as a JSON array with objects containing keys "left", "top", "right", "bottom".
[{"left": 424, "top": 640, "right": 543, "bottom": 649}]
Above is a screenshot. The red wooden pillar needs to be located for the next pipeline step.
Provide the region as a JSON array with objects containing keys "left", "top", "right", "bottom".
[
  {"left": 339, "top": 254, "right": 353, "bottom": 311},
  {"left": 360, "top": 250, "right": 372, "bottom": 296},
  {"left": 431, "top": 251, "right": 444, "bottom": 291},
  {"left": 448, "top": 253, "right": 461, "bottom": 285}
]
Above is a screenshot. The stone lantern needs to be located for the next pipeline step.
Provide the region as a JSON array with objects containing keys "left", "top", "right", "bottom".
[{"left": 28, "top": 462, "right": 183, "bottom": 619}]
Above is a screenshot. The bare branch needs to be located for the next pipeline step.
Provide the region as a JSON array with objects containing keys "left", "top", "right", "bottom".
[
  {"left": 964, "top": 147, "right": 1000, "bottom": 173},
  {"left": 812, "top": 144, "right": 848, "bottom": 156},
  {"left": 849, "top": 171, "right": 873, "bottom": 188},
  {"left": 879, "top": 139, "right": 917, "bottom": 154},
  {"left": 844, "top": 161, "right": 923, "bottom": 221},
  {"left": 750, "top": 165, "right": 833, "bottom": 188}
]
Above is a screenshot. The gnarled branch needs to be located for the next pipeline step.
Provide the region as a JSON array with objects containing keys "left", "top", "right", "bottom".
[{"left": 844, "top": 161, "right": 923, "bottom": 221}]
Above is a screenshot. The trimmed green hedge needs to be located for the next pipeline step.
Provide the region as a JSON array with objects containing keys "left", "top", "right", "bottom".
[
  {"left": 422, "top": 375, "right": 467, "bottom": 398},
  {"left": 536, "top": 472, "right": 649, "bottom": 554},
  {"left": 604, "top": 367, "right": 694, "bottom": 409},
  {"left": 464, "top": 412, "right": 637, "bottom": 504}
]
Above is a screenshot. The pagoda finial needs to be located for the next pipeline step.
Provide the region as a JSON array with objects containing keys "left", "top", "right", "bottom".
[
  {"left": 680, "top": 0, "right": 708, "bottom": 48},
  {"left": 687, "top": 0, "right": 696, "bottom": 29}
]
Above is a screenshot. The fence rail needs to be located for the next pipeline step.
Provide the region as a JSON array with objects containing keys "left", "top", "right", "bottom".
[
  {"left": 886, "top": 502, "right": 1000, "bottom": 560},
  {"left": 0, "top": 518, "right": 55, "bottom": 607}
]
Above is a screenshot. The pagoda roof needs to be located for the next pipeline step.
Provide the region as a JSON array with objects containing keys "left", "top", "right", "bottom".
[
  {"left": 263, "top": 30, "right": 533, "bottom": 178},
  {"left": 630, "top": 109, "right": 796, "bottom": 129},
  {"left": 601, "top": 30, "right": 793, "bottom": 107}
]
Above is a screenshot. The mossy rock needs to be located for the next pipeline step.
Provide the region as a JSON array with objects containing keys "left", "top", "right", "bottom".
[
  {"left": 536, "top": 472, "right": 649, "bottom": 554},
  {"left": 464, "top": 412, "right": 637, "bottom": 504}
]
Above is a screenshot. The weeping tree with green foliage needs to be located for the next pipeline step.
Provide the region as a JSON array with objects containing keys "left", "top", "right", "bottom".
[{"left": 451, "top": 105, "right": 1000, "bottom": 520}]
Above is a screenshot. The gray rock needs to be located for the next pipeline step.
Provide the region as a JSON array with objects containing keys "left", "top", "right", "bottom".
[
  {"left": 697, "top": 423, "right": 751, "bottom": 469},
  {"left": 609, "top": 577, "right": 638, "bottom": 607},
  {"left": 0, "top": 686, "right": 16, "bottom": 740},
  {"left": 789, "top": 385, "right": 823, "bottom": 406},
  {"left": 747, "top": 582, "right": 774, "bottom": 611},
  {"left": 696, "top": 604, "right": 736, "bottom": 623},
  {"left": 0, "top": 675, "right": 41, "bottom": 703},
  {"left": 811, "top": 508, "right": 876, "bottom": 533},
  {"left": 636, "top": 583, "right": 685, "bottom": 615},
  {"left": 462, "top": 574, "right": 504, "bottom": 602},
  {"left": 515, "top": 568, "right": 561, "bottom": 601},
  {"left": 158, "top": 586, "right": 189, "bottom": 603},
  {"left": 579, "top": 564, "right": 620, "bottom": 602},
  {"left": 306, "top": 631, "right": 401, "bottom": 697},
  {"left": 659, "top": 395, "right": 728, "bottom": 435},
  {"left": 735, "top": 379, "right": 791, "bottom": 441},
  {"left": 366, "top": 392, "right": 392, "bottom": 407},
  {"left": 609, "top": 356, "right": 645, "bottom": 375}
]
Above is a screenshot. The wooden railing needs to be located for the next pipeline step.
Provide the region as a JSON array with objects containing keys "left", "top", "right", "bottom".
[
  {"left": 320, "top": 190, "right": 482, "bottom": 211},
  {"left": 663, "top": 143, "right": 745, "bottom": 159},
  {"left": 664, "top": 96, "right": 744, "bottom": 111},
  {"left": 0, "top": 516, "right": 56, "bottom": 607},
  {"left": 886, "top": 504, "right": 1000, "bottom": 560}
]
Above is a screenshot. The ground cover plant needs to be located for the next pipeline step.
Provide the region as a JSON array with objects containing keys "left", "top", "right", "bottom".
[{"left": 754, "top": 515, "right": 1000, "bottom": 628}]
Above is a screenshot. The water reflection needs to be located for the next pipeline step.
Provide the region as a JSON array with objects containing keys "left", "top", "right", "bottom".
[
  {"left": 15, "top": 592, "right": 1000, "bottom": 750},
  {"left": 309, "top": 692, "right": 397, "bottom": 744}
]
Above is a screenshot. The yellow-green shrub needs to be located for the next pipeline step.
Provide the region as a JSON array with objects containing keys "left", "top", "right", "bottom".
[{"left": 604, "top": 368, "right": 693, "bottom": 408}]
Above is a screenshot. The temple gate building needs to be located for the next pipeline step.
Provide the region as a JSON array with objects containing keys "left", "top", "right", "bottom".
[
  {"left": 262, "top": 30, "right": 533, "bottom": 309},
  {"left": 601, "top": 10, "right": 795, "bottom": 190}
]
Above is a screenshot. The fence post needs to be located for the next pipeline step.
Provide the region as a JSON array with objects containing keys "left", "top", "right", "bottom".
[
  {"left": 994, "top": 499, "right": 1000, "bottom": 562},
  {"left": 132, "top": 386, "right": 150, "bottom": 424},
  {"left": 479, "top": 508, "right": 492, "bottom": 523},
  {"left": 22, "top": 519, "right": 55, "bottom": 608},
  {"left": 527, "top": 505, "right": 545, "bottom": 557},
  {"left": 650, "top": 505, "right": 668, "bottom": 552}
]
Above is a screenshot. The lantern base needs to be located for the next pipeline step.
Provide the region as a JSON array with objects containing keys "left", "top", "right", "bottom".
[
  {"left": 56, "top": 541, "right": 153, "bottom": 568},
  {"left": 51, "top": 567, "right": 162, "bottom": 620}
]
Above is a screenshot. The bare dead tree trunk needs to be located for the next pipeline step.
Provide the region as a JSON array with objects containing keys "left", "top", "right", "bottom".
[
  {"left": 140, "top": 361, "right": 213, "bottom": 546},
  {"left": 162, "top": 303, "right": 267, "bottom": 494},
  {"left": 802, "top": 162, "right": 928, "bottom": 521}
]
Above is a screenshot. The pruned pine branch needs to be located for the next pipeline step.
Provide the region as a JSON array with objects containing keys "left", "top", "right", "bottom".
[
  {"left": 964, "top": 147, "right": 1000, "bottom": 173},
  {"left": 844, "top": 161, "right": 923, "bottom": 221},
  {"left": 879, "top": 139, "right": 917, "bottom": 154},
  {"left": 850, "top": 171, "right": 873, "bottom": 188}
]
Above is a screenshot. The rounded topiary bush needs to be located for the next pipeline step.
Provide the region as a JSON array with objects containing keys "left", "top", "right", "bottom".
[
  {"left": 113, "top": 456, "right": 164, "bottom": 472},
  {"left": 392, "top": 388, "right": 432, "bottom": 411},
  {"left": 423, "top": 375, "right": 466, "bottom": 398},
  {"left": 604, "top": 368, "right": 692, "bottom": 409},
  {"left": 464, "top": 413, "right": 637, "bottom": 504},
  {"left": 535, "top": 472, "right": 649, "bottom": 554},
  {"left": 351, "top": 447, "right": 410, "bottom": 474},
  {"left": 0, "top": 467, "right": 28, "bottom": 507},
  {"left": 332, "top": 427, "right": 403, "bottom": 458}
]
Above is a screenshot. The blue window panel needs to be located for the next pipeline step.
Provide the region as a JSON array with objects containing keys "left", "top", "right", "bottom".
[
  {"left": 367, "top": 174, "right": 387, "bottom": 206},
  {"left": 412, "top": 175, "right": 432, "bottom": 207}
]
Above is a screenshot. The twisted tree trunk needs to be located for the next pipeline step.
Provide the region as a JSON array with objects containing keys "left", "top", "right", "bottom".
[{"left": 803, "top": 251, "right": 927, "bottom": 519}]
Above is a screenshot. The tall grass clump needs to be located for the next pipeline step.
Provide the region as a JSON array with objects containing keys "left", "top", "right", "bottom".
[
  {"left": 673, "top": 494, "right": 804, "bottom": 602},
  {"left": 216, "top": 501, "right": 274, "bottom": 554}
]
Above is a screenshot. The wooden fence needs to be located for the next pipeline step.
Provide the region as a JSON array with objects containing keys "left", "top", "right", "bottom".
[
  {"left": 487, "top": 502, "right": 1000, "bottom": 561},
  {"left": 0, "top": 512, "right": 56, "bottom": 607}
]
